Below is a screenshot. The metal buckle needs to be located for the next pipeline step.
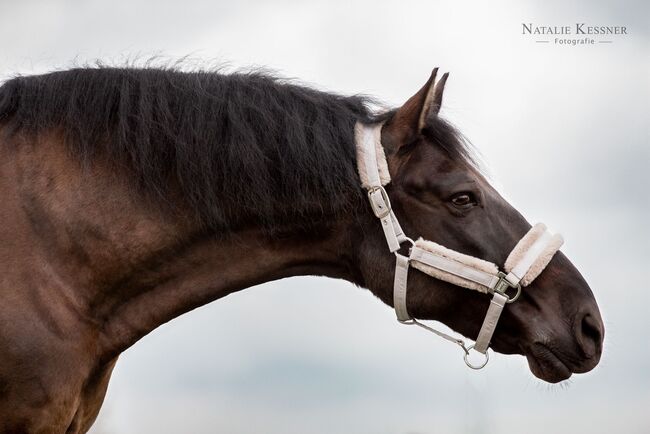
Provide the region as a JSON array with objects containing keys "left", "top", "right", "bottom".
[
  {"left": 367, "top": 186, "right": 392, "bottom": 219},
  {"left": 492, "top": 272, "right": 522, "bottom": 304}
]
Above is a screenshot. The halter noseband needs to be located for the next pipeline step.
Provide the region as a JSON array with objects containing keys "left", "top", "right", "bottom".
[{"left": 355, "top": 122, "right": 564, "bottom": 369}]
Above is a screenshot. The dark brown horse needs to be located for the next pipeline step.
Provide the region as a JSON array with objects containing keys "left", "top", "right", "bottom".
[{"left": 0, "top": 67, "right": 603, "bottom": 433}]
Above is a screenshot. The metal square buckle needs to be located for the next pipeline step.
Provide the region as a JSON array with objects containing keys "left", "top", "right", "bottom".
[
  {"left": 492, "top": 271, "right": 522, "bottom": 303},
  {"left": 367, "top": 186, "right": 392, "bottom": 219}
]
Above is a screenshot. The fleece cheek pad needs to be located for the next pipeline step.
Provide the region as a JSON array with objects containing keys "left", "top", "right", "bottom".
[{"left": 411, "top": 239, "right": 499, "bottom": 293}]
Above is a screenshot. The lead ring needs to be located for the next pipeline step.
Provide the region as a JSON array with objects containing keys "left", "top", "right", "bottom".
[{"left": 463, "top": 344, "right": 489, "bottom": 370}]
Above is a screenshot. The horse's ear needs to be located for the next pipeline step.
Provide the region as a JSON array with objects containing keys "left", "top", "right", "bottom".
[{"left": 382, "top": 68, "right": 449, "bottom": 152}]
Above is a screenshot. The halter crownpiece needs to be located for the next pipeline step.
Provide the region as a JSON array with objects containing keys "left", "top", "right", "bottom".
[{"left": 355, "top": 122, "right": 564, "bottom": 369}]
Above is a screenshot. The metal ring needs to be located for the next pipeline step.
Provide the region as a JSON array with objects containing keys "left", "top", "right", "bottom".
[
  {"left": 506, "top": 284, "right": 522, "bottom": 304},
  {"left": 463, "top": 344, "right": 489, "bottom": 370},
  {"left": 394, "top": 237, "right": 416, "bottom": 258}
]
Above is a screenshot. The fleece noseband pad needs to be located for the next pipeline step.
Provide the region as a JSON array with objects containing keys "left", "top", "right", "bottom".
[{"left": 504, "top": 223, "right": 564, "bottom": 286}]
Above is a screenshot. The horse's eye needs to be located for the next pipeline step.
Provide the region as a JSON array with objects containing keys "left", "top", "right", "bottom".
[{"left": 450, "top": 192, "right": 477, "bottom": 208}]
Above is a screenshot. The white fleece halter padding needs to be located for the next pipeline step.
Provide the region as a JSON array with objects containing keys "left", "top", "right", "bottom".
[
  {"left": 504, "top": 223, "right": 564, "bottom": 286},
  {"left": 412, "top": 238, "right": 499, "bottom": 293},
  {"left": 354, "top": 123, "right": 391, "bottom": 188}
]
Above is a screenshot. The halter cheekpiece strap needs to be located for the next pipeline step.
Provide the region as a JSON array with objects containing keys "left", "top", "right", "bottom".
[{"left": 355, "top": 122, "right": 564, "bottom": 369}]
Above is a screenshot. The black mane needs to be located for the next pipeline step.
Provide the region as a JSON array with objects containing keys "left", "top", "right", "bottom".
[{"left": 0, "top": 66, "right": 472, "bottom": 234}]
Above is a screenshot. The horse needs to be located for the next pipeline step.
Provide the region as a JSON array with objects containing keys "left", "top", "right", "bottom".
[{"left": 0, "top": 66, "right": 604, "bottom": 433}]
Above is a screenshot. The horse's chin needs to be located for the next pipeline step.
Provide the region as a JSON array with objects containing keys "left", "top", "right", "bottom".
[{"left": 524, "top": 343, "right": 573, "bottom": 383}]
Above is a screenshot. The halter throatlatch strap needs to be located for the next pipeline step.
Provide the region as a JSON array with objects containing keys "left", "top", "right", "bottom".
[
  {"left": 355, "top": 121, "right": 564, "bottom": 368},
  {"left": 393, "top": 254, "right": 410, "bottom": 321}
]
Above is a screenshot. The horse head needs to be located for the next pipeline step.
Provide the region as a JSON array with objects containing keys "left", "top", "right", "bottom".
[{"left": 356, "top": 69, "right": 604, "bottom": 383}]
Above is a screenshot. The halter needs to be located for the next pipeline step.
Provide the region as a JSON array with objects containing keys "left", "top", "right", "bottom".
[{"left": 355, "top": 122, "right": 564, "bottom": 369}]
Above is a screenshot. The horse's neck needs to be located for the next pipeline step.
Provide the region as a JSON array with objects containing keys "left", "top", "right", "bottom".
[
  {"left": 95, "top": 225, "right": 357, "bottom": 359},
  {"left": 3, "top": 133, "right": 359, "bottom": 362}
]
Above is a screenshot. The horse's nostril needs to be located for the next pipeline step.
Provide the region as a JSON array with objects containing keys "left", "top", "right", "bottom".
[{"left": 576, "top": 312, "right": 603, "bottom": 359}]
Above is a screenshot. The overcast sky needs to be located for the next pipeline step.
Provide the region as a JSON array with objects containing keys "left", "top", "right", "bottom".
[{"left": 1, "top": 1, "right": 648, "bottom": 433}]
